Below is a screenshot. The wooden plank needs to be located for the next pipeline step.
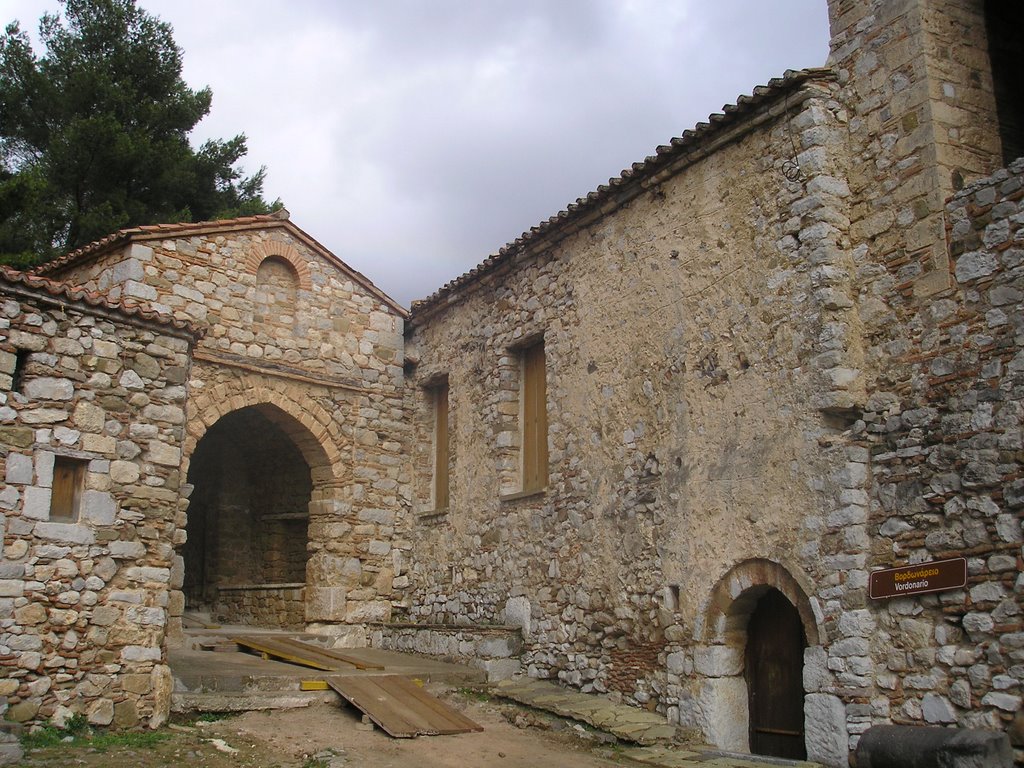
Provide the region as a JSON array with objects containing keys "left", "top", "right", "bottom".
[
  {"left": 325, "top": 675, "right": 482, "bottom": 738},
  {"left": 384, "top": 675, "right": 484, "bottom": 734},
  {"left": 270, "top": 637, "right": 385, "bottom": 671},
  {"left": 232, "top": 636, "right": 337, "bottom": 671},
  {"left": 328, "top": 676, "right": 423, "bottom": 737},
  {"left": 521, "top": 341, "right": 548, "bottom": 491},
  {"left": 433, "top": 381, "right": 450, "bottom": 510},
  {"left": 233, "top": 635, "right": 387, "bottom": 672}
]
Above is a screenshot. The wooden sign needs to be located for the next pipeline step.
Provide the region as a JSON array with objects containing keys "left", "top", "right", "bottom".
[{"left": 868, "top": 557, "right": 967, "bottom": 600}]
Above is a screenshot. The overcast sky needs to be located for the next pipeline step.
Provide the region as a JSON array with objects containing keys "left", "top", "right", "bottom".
[{"left": 6, "top": 1, "right": 831, "bottom": 307}]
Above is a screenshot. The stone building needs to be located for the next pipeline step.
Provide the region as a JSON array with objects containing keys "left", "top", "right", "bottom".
[
  {"left": 1, "top": 0, "right": 1022, "bottom": 765},
  {"left": 34, "top": 213, "right": 410, "bottom": 637},
  {"left": 0, "top": 267, "right": 198, "bottom": 728}
]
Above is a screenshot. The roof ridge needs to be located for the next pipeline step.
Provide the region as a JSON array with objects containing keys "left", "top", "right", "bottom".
[
  {"left": 0, "top": 265, "right": 202, "bottom": 337},
  {"left": 410, "top": 67, "right": 836, "bottom": 317},
  {"left": 31, "top": 212, "right": 409, "bottom": 318},
  {"left": 33, "top": 213, "right": 286, "bottom": 276}
]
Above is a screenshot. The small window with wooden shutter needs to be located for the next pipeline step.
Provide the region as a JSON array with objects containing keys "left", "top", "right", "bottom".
[
  {"left": 11, "top": 349, "right": 30, "bottom": 393},
  {"left": 521, "top": 340, "right": 548, "bottom": 492},
  {"left": 50, "top": 457, "right": 87, "bottom": 521},
  {"left": 432, "top": 380, "right": 450, "bottom": 511}
]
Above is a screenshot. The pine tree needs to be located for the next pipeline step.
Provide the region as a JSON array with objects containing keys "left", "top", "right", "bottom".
[{"left": 0, "top": 0, "right": 278, "bottom": 266}]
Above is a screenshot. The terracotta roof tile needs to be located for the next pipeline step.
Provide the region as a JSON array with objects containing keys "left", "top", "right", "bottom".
[
  {"left": 34, "top": 212, "right": 287, "bottom": 276},
  {"left": 0, "top": 266, "right": 202, "bottom": 338},
  {"left": 410, "top": 68, "right": 835, "bottom": 318},
  {"left": 32, "top": 209, "right": 409, "bottom": 318}
]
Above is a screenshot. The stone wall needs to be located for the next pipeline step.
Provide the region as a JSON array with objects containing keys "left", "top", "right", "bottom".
[
  {"left": 217, "top": 585, "right": 305, "bottom": 630},
  {"left": 44, "top": 222, "right": 404, "bottom": 383},
  {"left": 370, "top": 623, "right": 522, "bottom": 681},
  {"left": 0, "top": 273, "right": 196, "bottom": 729},
  {"left": 404, "top": 77, "right": 868, "bottom": 761},
  {"left": 47, "top": 219, "right": 412, "bottom": 632},
  {"left": 827, "top": 0, "right": 1004, "bottom": 300},
  {"left": 862, "top": 159, "right": 1023, "bottom": 746}
]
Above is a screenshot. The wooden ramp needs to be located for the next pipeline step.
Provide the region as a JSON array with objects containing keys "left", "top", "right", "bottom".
[
  {"left": 325, "top": 675, "right": 483, "bottom": 738},
  {"left": 233, "top": 636, "right": 384, "bottom": 671}
]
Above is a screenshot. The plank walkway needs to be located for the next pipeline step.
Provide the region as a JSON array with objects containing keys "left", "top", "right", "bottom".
[
  {"left": 233, "top": 635, "right": 384, "bottom": 671},
  {"left": 325, "top": 675, "right": 483, "bottom": 738},
  {"left": 231, "top": 636, "right": 481, "bottom": 738}
]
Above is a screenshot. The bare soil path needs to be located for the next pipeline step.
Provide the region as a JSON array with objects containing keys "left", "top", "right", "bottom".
[{"left": 20, "top": 687, "right": 631, "bottom": 768}]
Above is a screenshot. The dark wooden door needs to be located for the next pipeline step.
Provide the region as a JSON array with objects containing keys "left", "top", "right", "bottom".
[{"left": 746, "top": 590, "right": 807, "bottom": 759}]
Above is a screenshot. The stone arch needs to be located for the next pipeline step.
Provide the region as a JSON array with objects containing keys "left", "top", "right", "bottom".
[
  {"left": 244, "top": 240, "right": 312, "bottom": 291},
  {"left": 698, "top": 558, "right": 822, "bottom": 646},
  {"left": 691, "top": 558, "right": 826, "bottom": 756},
  {"left": 183, "top": 381, "right": 345, "bottom": 483},
  {"left": 178, "top": 380, "right": 354, "bottom": 630}
]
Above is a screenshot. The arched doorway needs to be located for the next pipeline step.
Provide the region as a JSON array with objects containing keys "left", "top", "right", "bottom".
[
  {"left": 745, "top": 589, "right": 807, "bottom": 759},
  {"left": 696, "top": 559, "right": 823, "bottom": 757},
  {"left": 183, "top": 405, "right": 313, "bottom": 629}
]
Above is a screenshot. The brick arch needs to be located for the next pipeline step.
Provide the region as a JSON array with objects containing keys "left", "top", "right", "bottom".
[
  {"left": 244, "top": 240, "right": 312, "bottom": 291},
  {"left": 183, "top": 382, "right": 344, "bottom": 482},
  {"left": 697, "top": 558, "right": 823, "bottom": 646}
]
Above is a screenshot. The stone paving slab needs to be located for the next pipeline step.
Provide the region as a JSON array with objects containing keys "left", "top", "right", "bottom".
[
  {"left": 493, "top": 678, "right": 678, "bottom": 746},
  {"left": 493, "top": 678, "right": 824, "bottom": 767},
  {"left": 624, "top": 746, "right": 824, "bottom": 767}
]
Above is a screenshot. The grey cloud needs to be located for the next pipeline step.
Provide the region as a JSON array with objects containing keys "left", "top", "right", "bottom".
[{"left": 5, "top": 0, "right": 830, "bottom": 306}]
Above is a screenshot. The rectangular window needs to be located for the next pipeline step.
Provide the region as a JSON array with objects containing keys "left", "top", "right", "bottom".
[
  {"left": 11, "top": 349, "right": 29, "bottom": 393},
  {"left": 985, "top": 1, "right": 1024, "bottom": 164},
  {"left": 521, "top": 340, "right": 548, "bottom": 492},
  {"left": 50, "top": 457, "right": 86, "bottom": 521},
  {"left": 432, "top": 380, "right": 450, "bottom": 510}
]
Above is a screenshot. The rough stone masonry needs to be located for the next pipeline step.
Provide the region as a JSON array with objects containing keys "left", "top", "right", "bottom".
[{"left": 1, "top": 1, "right": 1021, "bottom": 766}]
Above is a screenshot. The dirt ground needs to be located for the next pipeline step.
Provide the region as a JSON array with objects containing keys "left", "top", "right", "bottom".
[{"left": 20, "top": 687, "right": 634, "bottom": 768}]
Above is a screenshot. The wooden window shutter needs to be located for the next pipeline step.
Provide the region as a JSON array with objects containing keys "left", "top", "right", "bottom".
[
  {"left": 433, "top": 381, "right": 450, "bottom": 510},
  {"left": 51, "top": 457, "right": 86, "bottom": 521},
  {"left": 522, "top": 341, "right": 548, "bottom": 491}
]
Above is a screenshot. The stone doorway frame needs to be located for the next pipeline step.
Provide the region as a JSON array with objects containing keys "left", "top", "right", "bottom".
[
  {"left": 692, "top": 558, "right": 825, "bottom": 756},
  {"left": 173, "top": 380, "right": 350, "bottom": 641}
]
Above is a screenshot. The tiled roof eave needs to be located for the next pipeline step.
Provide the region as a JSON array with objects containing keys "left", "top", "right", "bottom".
[
  {"left": 32, "top": 213, "right": 409, "bottom": 319},
  {"left": 409, "top": 67, "right": 836, "bottom": 322},
  {"left": 0, "top": 266, "right": 202, "bottom": 339},
  {"left": 32, "top": 214, "right": 290, "bottom": 277}
]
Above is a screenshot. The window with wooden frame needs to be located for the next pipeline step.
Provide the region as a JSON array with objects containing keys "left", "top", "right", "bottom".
[
  {"left": 520, "top": 340, "right": 548, "bottom": 493},
  {"left": 50, "top": 456, "right": 87, "bottom": 521},
  {"left": 431, "top": 379, "right": 450, "bottom": 511}
]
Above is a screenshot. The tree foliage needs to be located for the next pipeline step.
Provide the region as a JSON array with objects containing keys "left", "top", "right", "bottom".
[{"left": 0, "top": 0, "right": 278, "bottom": 266}]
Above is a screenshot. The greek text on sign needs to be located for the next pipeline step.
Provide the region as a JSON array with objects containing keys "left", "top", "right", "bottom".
[{"left": 868, "top": 557, "right": 967, "bottom": 600}]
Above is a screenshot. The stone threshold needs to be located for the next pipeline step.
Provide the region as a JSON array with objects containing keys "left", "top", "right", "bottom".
[
  {"left": 493, "top": 677, "right": 678, "bottom": 746},
  {"left": 626, "top": 746, "right": 824, "bottom": 768},
  {"left": 493, "top": 678, "right": 825, "bottom": 767}
]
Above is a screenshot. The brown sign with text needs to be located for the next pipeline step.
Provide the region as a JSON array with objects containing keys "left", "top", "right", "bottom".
[{"left": 868, "top": 557, "right": 967, "bottom": 600}]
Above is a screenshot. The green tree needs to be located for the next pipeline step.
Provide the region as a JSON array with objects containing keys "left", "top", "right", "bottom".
[{"left": 0, "top": 0, "right": 278, "bottom": 267}]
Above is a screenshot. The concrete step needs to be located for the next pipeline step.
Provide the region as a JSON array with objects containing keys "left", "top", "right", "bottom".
[
  {"left": 174, "top": 670, "right": 313, "bottom": 694},
  {"left": 171, "top": 689, "right": 335, "bottom": 714}
]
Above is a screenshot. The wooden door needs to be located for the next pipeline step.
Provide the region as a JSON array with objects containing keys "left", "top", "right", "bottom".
[{"left": 746, "top": 589, "right": 807, "bottom": 759}]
